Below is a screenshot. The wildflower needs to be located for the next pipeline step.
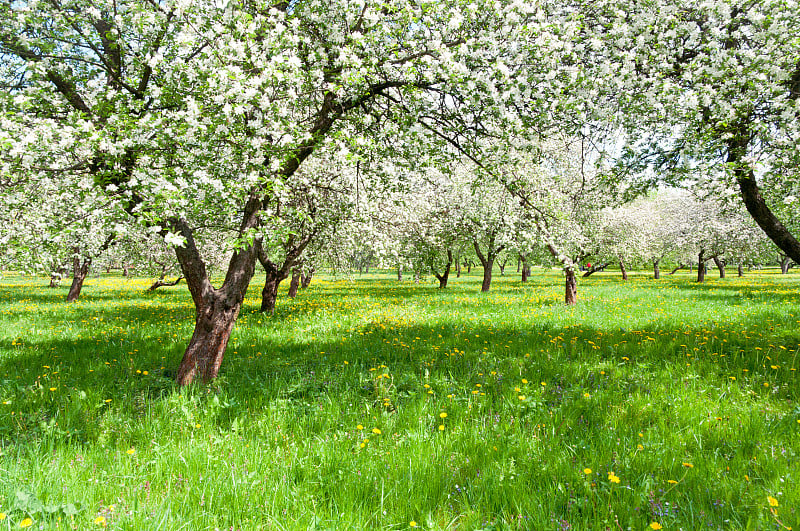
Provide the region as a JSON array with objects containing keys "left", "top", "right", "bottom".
[
  {"left": 608, "top": 472, "right": 620, "bottom": 483},
  {"left": 768, "top": 495, "right": 779, "bottom": 507},
  {"left": 583, "top": 468, "right": 592, "bottom": 475},
  {"left": 372, "top": 428, "right": 381, "bottom": 435},
  {"left": 667, "top": 480, "right": 678, "bottom": 484},
  {"left": 583, "top": 392, "right": 590, "bottom": 398},
  {"left": 142, "top": 371, "right": 149, "bottom": 376},
  {"left": 356, "top": 424, "right": 364, "bottom": 430},
  {"left": 682, "top": 462, "right": 694, "bottom": 468},
  {"left": 518, "top": 395, "right": 526, "bottom": 401},
  {"left": 409, "top": 521, "right": 418, "bottom": 528},
  {"left": 94, "top": 515, "right": 107, "bottom": 526},
  {"left": 20, "top": 518, "right": 33, "bottom": 528},
  {"left": 126, "top": 448, "right": 135, "bottom": 455},
  {"left": 439, "top": 412, "right": 447, "bottom": 418},
  {"left": 0, "top": 513, "right": 5, "bottom": 520},
  {"left": 49, "top": 387, "right": 57, "bottom": 392},
  {"left": 649, "top": 523, "right": 663, "bottom": 530},
  {"left": 104, "top": 399, "right": 112, "bottom": 403},
  {"left": 438, "top": 425, "right": 445, "bottom": 431},
  {"left": 521, "top": 379, "right": 528, "bottom": 384},
  {"left": 194, "top": 423, "right": 201, "bottom": 429},
  {"left": 637, "top": 444, "right": 644, "bottom": 450}
]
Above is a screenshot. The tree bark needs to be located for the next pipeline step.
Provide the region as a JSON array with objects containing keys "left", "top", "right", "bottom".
[
  {"left": 521, "top": 256, "right": 530, "bottom": 282},
  {"left": 697, "top": 250, "right": 707, "bottom": 283},
  {"left": 173, "top": 196, "right": 261, "bottom": 385},
  {"left": 260, "top": 260, "right": 285, "bottom": 314},
  {"left": 66, "top": 248, "right": 91, "bottom": 302},
  {"left": 653, "top": 259, "right": 661, "bottom": 279},
  {"left": 713, "top": 257, "right": 726, "bottom": 278},
  {"left": 288, "top": 269, "right": 301, "bottom": 298},
  {"left": 301, "top": 267, "right": 314, "bottom": 288},
  {"left": 565, "top": 268, "right": 577, "bottom": 305},
  {"left": 473, "top": 239, "right": 504, "bottom": 293},
  {"left": 397, "top": 266, "right": 403, "bottom": 281},
  {"left": 619, "top": 259, "right": 628, "bottom": 281},
  {"left": 733, "top": 145, "right": 800, "bottom": 264},
  {"left": 779, "top": 254, "right": 793, "bottom": 274},
  {"left": 738, "top": 263, "right": 744, "bottom": 277}
]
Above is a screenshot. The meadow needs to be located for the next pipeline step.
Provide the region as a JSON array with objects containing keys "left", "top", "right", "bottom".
[{"left": 0, "top": 268, "right": 798, "bottom": 530}]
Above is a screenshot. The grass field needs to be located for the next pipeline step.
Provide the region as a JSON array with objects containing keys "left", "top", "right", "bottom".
[{"left": 0, "top": 268, "right": 798, "bottom": 530}]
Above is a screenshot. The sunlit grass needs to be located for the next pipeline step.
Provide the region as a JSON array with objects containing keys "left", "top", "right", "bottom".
[{"left": 0, "top": 268, "right": 798, "bottom": 530}]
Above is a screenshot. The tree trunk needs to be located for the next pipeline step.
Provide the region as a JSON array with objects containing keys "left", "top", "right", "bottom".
[
  {"left": 122, "top": 264, "right": 130, "bottom": 277},
  {"left": 582, "top": 262, "right": 609, "bottom": 278},
  {"left": 697, "top": 253, "right": 706, "bottom": 283},
  {"left": 653, "top": 259, "right": 661, "bottom": 279},
  {"left": 433, "top": 249, "right": 453, "bottom": 289},
  {"left": 521, "top": 260, "right": 530, "bottom": 282},
  {"left": 668, "top": 263, "right": 686, "bottom": 275},
  {"left": 734, "top": 143, "right": 800, "bottom": 264},
  {"left": 49, "top": 273, "right": 61, "bottom": 288},
  {"left": 397, "top": 266, "right": 403, "bottom": 281},
  {"left": 713, "top": 257, "right": 726, "bottom": 278},
  {"left": 172, "top": 197, "right": 260, "bottom": 386},
  {"left": 455, "top": 258, "right": 461, "bottom": 278},
  {"left": 738, "top": 263, "right": 744, "bottom": 277},
  {"left": 517, "top": 256, "right": 521, "bottom": 273},
  {"left": 260, "top": 261, "right": 283, "bottom": 314},
  {"left": 779, "top": 255, "right": 792, "bottom": 274},
  {"left": 619, "top": 259, "right": 628, "bottom": 281},
  {"left": 499, "top": 263, "right": 505, "bottom": 275},
  {"left": 565, "top": 268, "right": 577, "bottom": 305},
  {"left": 66, "top": 249, "right": 90, "bottom": 302},
  {"left": 288, "top": 269, "right": 301, "bottom": 298},
  {"left": 176, "top": 295, "right": 242, "bottom": 385},
  {"left": 467, "top": 262, "right": 471, "bottom": 273},
  {"left": 148, "top": 276, "right": 183, "bottom": 291},
  {"left": 301, "top": 267, "right": 314, "bottom": 288},
  {"left": 480, "top": 261, "right": 493, "bottom": 292}
]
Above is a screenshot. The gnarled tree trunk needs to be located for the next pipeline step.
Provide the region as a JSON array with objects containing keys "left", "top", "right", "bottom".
[
  {"left": 653, "top": 259, "right": 661, "bottom": 279},
  {"left": 738, "top": 263, "right": 744, "bottom": 277},
  {"left": 619, "top": 259, "right": 628, "bottom": 281},
  {"left": 173, "top": 199, "right": 260, "bottom": 385}
]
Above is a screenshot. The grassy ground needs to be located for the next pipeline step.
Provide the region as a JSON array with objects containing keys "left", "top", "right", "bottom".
[{"left": 0, "top": 268, "right": 798, "bottom": 530}]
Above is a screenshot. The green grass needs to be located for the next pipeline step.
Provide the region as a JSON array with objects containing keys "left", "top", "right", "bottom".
[{"left": 0, "top": 268, "right": 798, "bottom": 530}]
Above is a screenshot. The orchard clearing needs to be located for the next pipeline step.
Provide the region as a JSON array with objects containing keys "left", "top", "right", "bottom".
[{"left": 0, "top": 269, "right": 798, "bottom": 531}]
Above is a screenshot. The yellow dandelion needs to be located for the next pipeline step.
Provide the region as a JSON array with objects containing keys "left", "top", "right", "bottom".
[
  {"left": 49, "top": 387, "right": 57, "bottom": 392},
  {"left": 94, "top": 515, "right": 107, "bottom": 526},
  {"left": 649, "top": 523, "right": 663, "bottom": 530},
  {"left": 0, "top": 513, "right": 5, "bottom": 520},
  {"left": 438, "top": 425, "right": 445, "bottom": 431},
  {"left": 439, "top": 412, "right": 447, "bottom": 418},
  {"left": 372, "top": 428, "right": 381, "bottom": 435},
  {"left": 126, "top": 448, "right": 135, "bottom": 455},
  {"left": 583, "top": 468, "right": 592, "bottom": 475},
  {"left": 637, "top": 444, "right": 644, "bottom": 450},
  {"left": 409, "top": 521, "right": 418, "bottom": 528},
  {"left": 608, "top": 472, "right": 620, "bottom": 483},
  {"left": 521, "top": 379, "right": 528, "bottom": 384},
  {"left": 682, "top": 462, "right": 694, "bottom": 468},
  {"left": 667, "top": 480, "right": 678, "bottom": 484},
  {"left": 194, "top": 423, "right": 201, "bottom": 429},
  {"left": 19, "top": 518, "right": 33, "bottom": 528},
  {"left": 356, "top": 424, "right": 364, "bottom": 430},
  {"left": 768, "top": 495, "right": 779, "bottom": 507}
]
